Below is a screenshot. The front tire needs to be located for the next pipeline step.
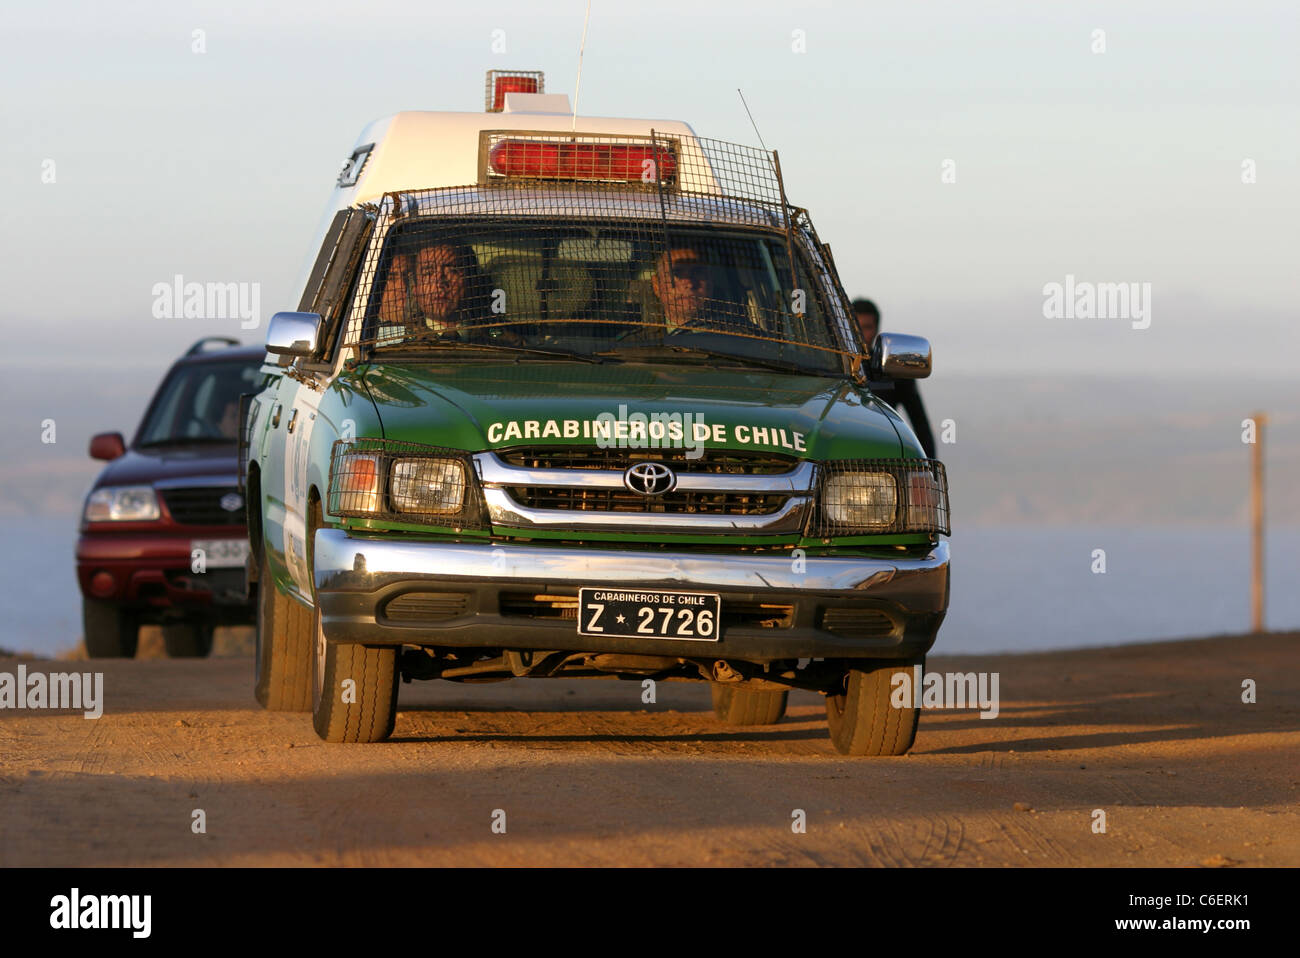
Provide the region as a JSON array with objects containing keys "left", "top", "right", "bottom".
[
  {"left": 825, "top": 658, "right": 923, "bottom": 756},
  {"left": 711, "top": 683, "right": 788, "bottom": 725},
  {"left": 253, "top": 551, "right": 313, "bottom": 711},
  {"left": 162, "top": 622, "right": 214, "bottom": 658},
  {"left": 82, "top": 599, "right": 139, "bottom": 658},
  {"left": 310, "top": 602, "right": 399, "bottom": 743}
]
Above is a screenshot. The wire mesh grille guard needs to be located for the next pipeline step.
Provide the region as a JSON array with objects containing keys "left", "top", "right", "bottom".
[
  {"left": 345, "top": 132, "right": 860, "bottom": 371},
  {"left": 327, "top": 439, "right": 486, "bottom": 528},
  {"left": 812, "top": 459, "right": 950, "bottom": 537}
]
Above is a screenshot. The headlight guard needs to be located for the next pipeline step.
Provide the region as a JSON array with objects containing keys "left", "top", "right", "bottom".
[
  {"left": 328, "top": 440, "right": 486, "bottom": 529},
  {"left": 811, "top": 459, "right": 949, "bottom": 537}
]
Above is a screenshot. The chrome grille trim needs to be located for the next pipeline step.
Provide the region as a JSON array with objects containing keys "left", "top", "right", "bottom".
[
  {"left": 472, "top": 451, "right": 816, "bottom": 533},
  {"left": 480, "top": 486, "right": 812, "bottom": 533},
  {"left": 475, "top": 452, "right": 816, "bottom": 494}
]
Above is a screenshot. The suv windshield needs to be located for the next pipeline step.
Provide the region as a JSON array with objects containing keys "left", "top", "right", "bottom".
[
  {"left": 137, "top": 359, "right": 262, "bottom": 446},
  {"left": 360, "top": 219, "right": 854, "bottom": 374}
]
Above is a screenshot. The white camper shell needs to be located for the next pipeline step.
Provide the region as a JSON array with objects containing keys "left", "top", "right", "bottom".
[{"left": 296, "top": 79, "right": 727, "bottom": 304}]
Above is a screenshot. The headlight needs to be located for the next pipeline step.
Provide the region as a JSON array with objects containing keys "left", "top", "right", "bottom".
[
  {"left": 83, "top": 486, "right": 161, "bottom": 522},
  {"left": 821, "top": 472, "right": 897, "bottom": 528},
  {"left": 815, "top": 460, "right": 950, "bottom": 535},
  {"left": 390, "top": 458, "right": 465, "bottom": 514}
]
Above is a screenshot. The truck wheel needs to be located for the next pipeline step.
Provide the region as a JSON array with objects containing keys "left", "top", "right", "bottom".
[
  {"left": 825, "top": 658, "right": 923, "bottom": 756},
  {"left": 82, "top": 599, "right": 139, "bottom": 658},
  {"left": 253, "top": 552, "right": 313, "bottom": 711},
  {"left": 711, "top": 683, "right": 788, "bottom": 725},
  {"left": 310, "top": 605, "right": 399, "bottom": 743},
  {"left": 162, "top": 623, "right": 214, "bottom": 658}
]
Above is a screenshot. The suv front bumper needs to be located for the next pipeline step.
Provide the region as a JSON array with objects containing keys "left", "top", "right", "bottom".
[{"left": 313, "top": 529, "right": 949, "bottom": 662}]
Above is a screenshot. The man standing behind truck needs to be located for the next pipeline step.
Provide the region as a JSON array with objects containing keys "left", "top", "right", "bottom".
[{"left": 854, "top": 297, "right": 937, "bottom": 458}]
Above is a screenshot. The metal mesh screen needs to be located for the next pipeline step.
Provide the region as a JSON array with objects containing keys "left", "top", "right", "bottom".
[
  {"left": 340, "top": 132, "right": 861, "bottom": 374},
  {"left": 327, "top": 439, "right": 486, "bottom": 528},
  {"left": 811, "top": 459, "right": 950, "bottom": 537}
]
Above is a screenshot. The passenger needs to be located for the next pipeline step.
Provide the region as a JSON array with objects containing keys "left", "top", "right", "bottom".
[
  {"left": 379, "top": 242, "right": 490, "bottom": 339},
  {"left": 854, "top": 297, "right": 937, "bottom": 458}
]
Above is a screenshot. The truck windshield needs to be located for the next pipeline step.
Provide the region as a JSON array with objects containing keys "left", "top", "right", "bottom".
[
  {"left": 136, "top": 360, "right": 262, "bottom": 447},
  {"left": 360, "top": 220, "right": 854, "bottom": 374}
]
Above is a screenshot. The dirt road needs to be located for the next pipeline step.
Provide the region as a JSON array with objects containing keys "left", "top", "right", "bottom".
[{"left": 2, "top": 633, "right": 1297, "bottom": 866}]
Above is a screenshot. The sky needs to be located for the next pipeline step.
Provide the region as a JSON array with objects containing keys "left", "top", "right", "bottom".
[{"left": 0, "top": 0, "right": 1297, "bottom": 376}]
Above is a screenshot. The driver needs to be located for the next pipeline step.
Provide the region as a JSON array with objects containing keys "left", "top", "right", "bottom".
[
  {"left": 378, "top": 242, "right": 488, "bottom": 338},
  {"left": 652, "top": 247, "right": 715, "bottom": 332},
  {"left": 217, "top": 400, "right": 240, "bottom": 440},
  {"left": 622, "top": 246, "right": 743, "bottom": 342}
]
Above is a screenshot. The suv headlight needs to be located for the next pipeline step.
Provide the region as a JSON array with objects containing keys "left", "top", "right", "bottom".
[
  {"left": 390, "top": 458, "right": 465, "bottom": 514},
  {"left": 815, "top": 460, "right": 949, "bottom": 536},
  {"left": 83, "top": 486, "right": 161, "bottom": 522}
]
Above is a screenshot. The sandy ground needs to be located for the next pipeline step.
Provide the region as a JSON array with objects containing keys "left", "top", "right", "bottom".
[{"left": 1, "top": 631, "right": 1297, "bottom": 867}]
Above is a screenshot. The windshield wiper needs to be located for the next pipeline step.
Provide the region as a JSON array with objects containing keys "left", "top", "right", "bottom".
[
  {"left": 594, "top": 344, "right": 808, "bottom": 375},
  {"left": 371, "top": 339, "right": 600, "bottom": 364}
]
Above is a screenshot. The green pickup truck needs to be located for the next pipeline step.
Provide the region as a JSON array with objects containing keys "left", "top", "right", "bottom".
[{"left": 245, "top": 73, "right": 949, "bottom": 754}]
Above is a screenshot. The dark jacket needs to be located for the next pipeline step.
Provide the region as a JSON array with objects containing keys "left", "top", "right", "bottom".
[{"left": 870, "top": 378, "right": 936, "bottom": 458}]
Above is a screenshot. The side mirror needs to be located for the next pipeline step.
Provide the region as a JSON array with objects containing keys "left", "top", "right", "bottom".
[
  {"left": 89, "top": 432, "right": 126, "bottom": 461},
  {"left": 265, "top": 311, "right": 322, "bottom": 359},
  {"left": 870, "top": 332, "right": 932, "bottom": 380}
]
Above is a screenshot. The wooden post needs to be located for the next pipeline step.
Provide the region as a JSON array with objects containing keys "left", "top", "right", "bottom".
[{"left": 1251, "top": 412, "right": 1267, "bottom": 634}]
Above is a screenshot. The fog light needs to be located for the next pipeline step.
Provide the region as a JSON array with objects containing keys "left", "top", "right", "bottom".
[{"left": 90, "top": 570, "right": 117, "bottom": 597}]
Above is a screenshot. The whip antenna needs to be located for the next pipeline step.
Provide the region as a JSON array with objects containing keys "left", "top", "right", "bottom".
[
  {"left": 737, "top": 88, "right": 769, "bottom": 154},
  {"left": 572, "top": 0, "right": 593, "bottom": 131}
]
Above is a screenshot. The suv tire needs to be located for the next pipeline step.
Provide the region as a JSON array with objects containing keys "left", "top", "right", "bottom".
[
  {"left": 82, "top": 598, "right": 140, "bottom": 658},
  {"left": 162, "top": 622, "right": 215, "bottom": 658},
  {"left": 825, "top": 658, "right": 923, "bottom": 756}
]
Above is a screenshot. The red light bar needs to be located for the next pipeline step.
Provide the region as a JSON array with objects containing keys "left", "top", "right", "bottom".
[{"left": 487, "top": 140, "right": 678, "bottom": 184}]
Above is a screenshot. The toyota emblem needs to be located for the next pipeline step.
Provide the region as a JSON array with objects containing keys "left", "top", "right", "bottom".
[
  {"left": 220, "top": 492, "right": 244, "bottom": 512},
  {"left": 623, "top": 462, "right": 676, "bottom": 496}
]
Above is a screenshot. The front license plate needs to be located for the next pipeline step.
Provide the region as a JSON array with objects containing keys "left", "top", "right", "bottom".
[
  {"left": 191, "top": 538, "right": 249, "bottom": 569},
  {"left": 578, "top": 588, "right": 721, "bottom": 641}
]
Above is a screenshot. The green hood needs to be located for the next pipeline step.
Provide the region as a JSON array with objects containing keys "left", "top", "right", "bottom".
[{"left": 352, "top": 361, "right": 906, "bottom": 460}]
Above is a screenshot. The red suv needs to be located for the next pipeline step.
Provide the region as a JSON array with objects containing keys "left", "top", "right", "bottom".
[{"left": 76, "top": 338, "right": 266, "bottom": 657}]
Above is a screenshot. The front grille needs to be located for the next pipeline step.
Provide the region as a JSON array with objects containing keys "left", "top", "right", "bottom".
[
  {"left": 820, "top": 608, "right": 897, "bottom": 638},
  {"left": 506, "top": 486, "right": 789, "bottom": 515},
  {"left": 497, "top": 446, "right": 798, "bottom": 475},
  {"left": 161, "top": 487, "right": 245, "bottom": 526},
  {"left": 383, "top": 592, "right": 470, "bottom": 622}
]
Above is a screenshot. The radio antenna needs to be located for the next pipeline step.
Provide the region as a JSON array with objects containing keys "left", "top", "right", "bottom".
[
  {"left": 737, "top": 88, "right": 769, "bottom": 154},
  {"left": 571, "top": 0, "right": 593, "bottom": 132}
]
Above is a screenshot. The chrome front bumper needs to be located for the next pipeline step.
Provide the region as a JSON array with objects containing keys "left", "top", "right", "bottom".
[{"left": 312, "top": 529, "right": 949, "bottom": 660}]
